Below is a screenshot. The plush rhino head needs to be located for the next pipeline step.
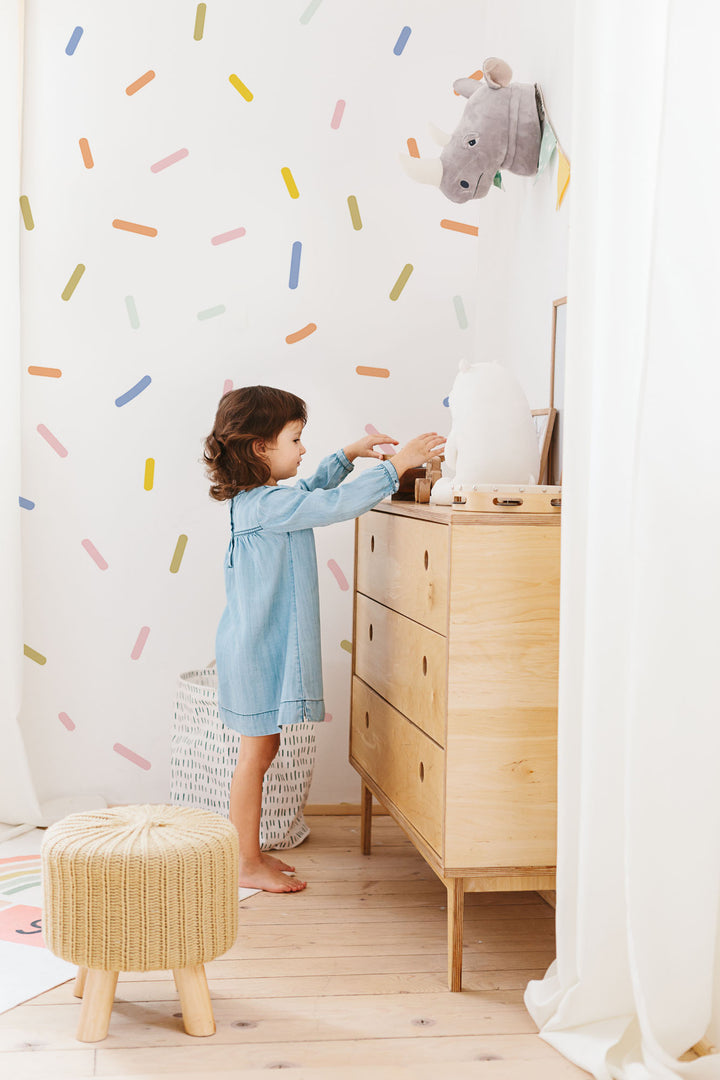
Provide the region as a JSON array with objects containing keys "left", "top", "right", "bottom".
[{"left": 400, "top": 58, "right": 542, "bottom": 204}]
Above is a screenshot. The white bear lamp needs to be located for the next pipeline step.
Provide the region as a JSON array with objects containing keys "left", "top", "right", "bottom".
[{"left": 430, "top": 360, "right": 541, "bottom": 506}]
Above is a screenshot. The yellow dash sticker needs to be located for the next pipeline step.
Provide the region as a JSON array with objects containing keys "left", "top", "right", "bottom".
[
  {"left": 340, "top": 639, "right": 352, "bottom": 654},
  {"left": 19, "top": 196, "right": 34, "bottom": 230},
  {"left": 229, "top": 74, "right": 253, "bottom": 101},
  {"left": 281, "top": 166, "right": 299, "bottom": 199},
  {"left": 144, "top": 458, "right": 155, "bottom": 491},
  {"left": 347, "top": 195, "right": 362, "bottom": 231},
  {"left": 24, "top": 645, "right": 46, "bottom": 665},
  {"left": 170, "top": 534, "right": 188, "bottom": 573},
  {"left": 62, "top": 264, "right": 86, "bottom": 301},
  {"left": 389, "top": 263, "right": 413, "bottom": 301},
  {"left": 194, "top": 3, "right": 207, "bottom": 40}
]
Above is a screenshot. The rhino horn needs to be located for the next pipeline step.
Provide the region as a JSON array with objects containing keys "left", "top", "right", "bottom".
[
  {"left": 427, "top": 121, "right": 452, "bottom": 147},
  {"left": 398, "top": 153, "right": 443, "bottom": 187}
]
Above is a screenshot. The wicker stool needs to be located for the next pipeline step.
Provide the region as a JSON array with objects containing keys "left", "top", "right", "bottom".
[{"left": 41, "top": 804, "right": 238, "bottom": 1042}]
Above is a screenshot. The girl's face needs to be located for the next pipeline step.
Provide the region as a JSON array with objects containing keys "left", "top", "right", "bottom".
[{"left": 262, "top": 419, "right": 306, "bottom": 483}]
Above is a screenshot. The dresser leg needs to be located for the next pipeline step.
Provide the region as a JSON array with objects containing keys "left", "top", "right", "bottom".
[
  {"left": 447, "top": 878, "right": 464, "bottom": 992},
  {"left": 360, "top": 782, "right": 373, "bottom": 855}
]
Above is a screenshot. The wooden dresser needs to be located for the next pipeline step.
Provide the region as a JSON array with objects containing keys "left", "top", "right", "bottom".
[{"left": 349, "top": 500, "right": 560, "bottom": 990}]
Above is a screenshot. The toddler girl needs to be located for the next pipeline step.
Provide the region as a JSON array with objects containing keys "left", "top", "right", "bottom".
[{"left": 204, "top": 385, "right": 445, "bottom": 892}]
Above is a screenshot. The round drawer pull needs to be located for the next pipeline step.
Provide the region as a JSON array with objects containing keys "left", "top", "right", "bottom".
[
  {"left": 371, "top": 535, "right": 375, "bottom": 552},
  {"left": 422, "top": 655, "right": 427, "bottom": 676},
  {"left": 424, "top": 550, "right": 429, "bottom": 570},
  {"left": 419, "top": 762, "right": 425, "bottom": 782},
  {"left": 368, "top": 624, "right": 373, "bottom": 641},
  {"left": 365, "top": 711, "right": 369, "bottom": 729}
]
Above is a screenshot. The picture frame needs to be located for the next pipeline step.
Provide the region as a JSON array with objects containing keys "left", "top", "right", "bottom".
[
  {"left": 549, "top": 296, "right": 567, "bottom": 485},
  {"left": 532, "top": 408, "right": 557, "bottom": 485}
]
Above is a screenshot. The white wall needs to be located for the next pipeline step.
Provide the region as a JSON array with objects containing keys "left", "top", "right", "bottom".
[{"left": 18, "top": 0, "right": 573, "bottom": 808}]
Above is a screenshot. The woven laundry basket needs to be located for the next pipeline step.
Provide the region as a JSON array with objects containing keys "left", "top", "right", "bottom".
[
  {"left": 171, "top": 663, "right": 317, "bottom": 850},
  {"left": 41, "top": 804, "right": 239, "bottom": 1041}
]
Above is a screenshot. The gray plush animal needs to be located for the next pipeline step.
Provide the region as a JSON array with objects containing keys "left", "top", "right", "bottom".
[{"left": 400, "top": 58, "right": 542, "bottom": 203}]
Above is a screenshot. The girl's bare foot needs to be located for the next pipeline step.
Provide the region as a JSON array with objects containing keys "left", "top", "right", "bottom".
[
  {"left": 239, "top": 859, "right": 306, "bottom": 893},
  {"left": 261, "top": 852, "right": 295, "bottom": 872}
]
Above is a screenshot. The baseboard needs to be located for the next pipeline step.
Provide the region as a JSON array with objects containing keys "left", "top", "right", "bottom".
[{"left": 304, "top": 803, "right": 389, "bottom": 816}]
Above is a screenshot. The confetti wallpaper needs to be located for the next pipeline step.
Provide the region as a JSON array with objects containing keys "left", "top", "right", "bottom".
[{"left": 18, "top": 0, "right": 573, "bottom": 808}]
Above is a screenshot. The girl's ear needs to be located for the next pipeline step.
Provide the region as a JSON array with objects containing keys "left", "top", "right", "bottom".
[{"left": 253, "top": 437, "right": 267, "bottom": 457}]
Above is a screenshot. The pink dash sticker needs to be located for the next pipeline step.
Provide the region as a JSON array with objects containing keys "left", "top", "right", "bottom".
[
  {"left": 36, "top": 424, "right": 68, "bottom": 457},
  {"left": 150, "top": 148, "right": 189, "bottom": 173},
  {"left": 113, "top": 743, "right": 151, "bottom": 770},
  {"left": 330, "top": 99, "right": 346, "bottom": 129},
  {"left": 58, "top": 712, "right": 76, "bottom": 731},
  {"left": 327, "top": 559, "right": 349, "bottom": 591},
  {"left": 131, "top": 626, "right": 150, "bottom": 660},
  {"left": 365, "top": 423, "right": 397, "bottom": 456},
  {"left": 324, "top": 712, "right": 333, "bottom": 722},
  {"left": 211, "top": 227, "right": 246, "bottom": 245},
  {"left": 81, "top": 539, "right": 108, "bottom": 570},
  {"left": 222, "top": 379, "right": 234, "bottom": 395}
]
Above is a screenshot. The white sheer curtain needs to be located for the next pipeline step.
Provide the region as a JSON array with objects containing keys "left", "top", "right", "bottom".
[
  {"left": 525, "top": 1, "right": 720, "bottom": 1076},
  {"left": 0, "top": 0, "right": 43, "bottom": 831}
]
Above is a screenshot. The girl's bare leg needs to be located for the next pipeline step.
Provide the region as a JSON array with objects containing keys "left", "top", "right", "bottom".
[{"left": 230, "top": 733, "right": 306, "bottom": 893}]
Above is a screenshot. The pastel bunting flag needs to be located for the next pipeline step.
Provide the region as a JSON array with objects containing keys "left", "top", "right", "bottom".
[{"left": 556, "top": 149, "right": 571, "bottom": 208}]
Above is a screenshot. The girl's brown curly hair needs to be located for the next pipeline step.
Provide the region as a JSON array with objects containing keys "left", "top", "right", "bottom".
[{"left": 204, "top": 385, "right": 307, "bottom": 500}]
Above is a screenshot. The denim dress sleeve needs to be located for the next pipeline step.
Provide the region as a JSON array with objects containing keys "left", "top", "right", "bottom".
[
  {"left": 294, "top": 449, "right": 354, "bottom": 491},
  {"left": 256, "top": 459, "right": 399, "bottom": 533}
]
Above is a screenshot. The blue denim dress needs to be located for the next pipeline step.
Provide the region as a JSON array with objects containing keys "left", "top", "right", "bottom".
[{"left": 215, "top": 449, "right": 399, "bottom": 736}]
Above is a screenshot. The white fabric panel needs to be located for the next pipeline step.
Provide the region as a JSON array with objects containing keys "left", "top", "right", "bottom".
[{"left": 525, "top": 0, "right": 720, "bottom": 1075}]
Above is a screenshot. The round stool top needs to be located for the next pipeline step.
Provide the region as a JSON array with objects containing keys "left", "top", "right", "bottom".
[{"left": 42, "top": 804, "right": 239, "bottom": 971}]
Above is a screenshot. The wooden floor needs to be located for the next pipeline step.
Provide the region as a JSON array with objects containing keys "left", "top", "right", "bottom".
[{"left": 0, "top": 815, "right": 589, "bottom": 1079}]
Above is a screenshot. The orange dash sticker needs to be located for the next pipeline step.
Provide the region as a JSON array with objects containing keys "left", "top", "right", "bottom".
[
  {"left": 28, "top": 367, "right": 62, "bottom": 378},
  {"left": 126, "top": 70, "right": 155, "bottom": 96},
  {"left": 285, "top": 323, "right": 317, "bottom": 344},
  {"left": 440, "top": 219, "right": 479, "bottom": 237},
  {"left": 112, "top": 219, "right": 158, "bottom": 237},
  {"left": 356, "top": 366, "right": 390, "bottom": 379},
  {"left": 406, "top": 138, "right": 420, "bottom": 158},
  {"left": 79, "top": 138, "right": 94, "bottom": 168}
]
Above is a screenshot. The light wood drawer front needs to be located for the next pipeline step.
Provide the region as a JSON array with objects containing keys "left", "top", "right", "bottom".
[
  {"left": 356, "top": 512, "right": 448, "bottom": 633},
  {"left": 351, "top": 678, "right": 444, "bottom": 855},
  {"left": 354, "top": 594, "right": 447, "bottom": 746}
]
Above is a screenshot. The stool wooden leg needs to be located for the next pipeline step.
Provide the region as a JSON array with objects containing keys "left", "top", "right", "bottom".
[
  {"left": 173, "top": 964, "right": 216, "bottom": 1037},
  {"left": 447, "top": 878, "right": 465, "bottom": 992},
  {"left": 360, "top": 782, "right": 373, "bottom": 856},
  {"left": 73, "top": 966, "right": 87, "bottom": 998},
  {"left": 76, "top": 969, "right": 118, "bottom": 1042}
]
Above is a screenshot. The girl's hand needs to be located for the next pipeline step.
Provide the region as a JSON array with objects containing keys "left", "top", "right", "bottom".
[
  {"left": 343, "top": 434, "right": 398, "bottom": 463},
  {"left": 389, "top": 433, "right": 447, "bottom": 479}
]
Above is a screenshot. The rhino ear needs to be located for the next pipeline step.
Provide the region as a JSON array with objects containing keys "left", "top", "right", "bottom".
[
  {"left": 459, "top": 356, "right": 472, "bottom": 373},
  {"left": 427, "top": 121, "right": 452, "bottom": 147},
  {"left": 483, "top": 57, "right": 512, "bottom": 88},
  {"left": 397, "top": 153, "right": 443, "bottom": 187}
]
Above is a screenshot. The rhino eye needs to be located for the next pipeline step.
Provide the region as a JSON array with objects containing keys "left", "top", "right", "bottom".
[
  {"left": 460, "top": 181, "right": 470, "bottom": 189},
  {"left": 463, "top": 131, "right": 480, "bottom": 149},
  {"left": 468, "top": 139, "right": 476, "bottom": 146}
]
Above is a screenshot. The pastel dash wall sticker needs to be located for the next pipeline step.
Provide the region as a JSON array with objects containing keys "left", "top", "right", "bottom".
[
  {"left": 58, "top": 712, "right": 75, "bottom": 731},
  {"left": 327, "top": 560, "right": 349, "bottom": 591},
  {"left": 112, "top": 220, "right": 158, "bottom": 237},
  {"left": 406, "top": 138, "right": 420, "bottom": 158},
  {"left": 453, "top": 295, "right": 469, "bottom": 329},
  {"left": 23, "top": 646, "right": 46, "bottom": 666},
  {"left": 193, "top": 3, "right": 207, "bottom": 40},
  {"left": 36, "top": 424, "right": 68, "bottom": 457},
  {"left": 356, "top": 366, "right": 390, "bottom": 378},
  {"left": 150, "top": 148, "right": 189, "bottom": 173},
  {"left": 18, "top": 497, "right": 35, "bottom": 510},
  {"left": 170, "top": 535, "right": 188, "bottom": 573},
  {"left": 285, "top": 323, "right": 316, "bottom": 344},
  {"left": 27, "top": 366, "right": 61, "bottom": 378},
  {"left": 440, "top": 219, "right": 479, "bottom": 237},
  {"left": 389, "top": 263, "right": 413, "bottom": 301},
  {"left": 144, "top": 458, "right": 155, "bottom": 490},
  {"left": 364, "top": 424, "right": 396, "bottom": 455},
  {"left": 19, "top": 196, "right": 34, "bottom": 230},
  {"left": 113, "top": 744, "right": 151, "bottom": 770},
  {"left": 131, "top": 627, "right": 151, "bottom": 660},
  {"left": 61, "top": 264, "right": 85, "bottom": 300},
  {"left": 65, "top": 27, "right": 83, "bottom": 56},
  {"left": 115, "top": 375, "right": 152, "bottom": 407},
  {"left": 229, "top": 74, "right": 253, "bottom": 101},
  {"left": 393, "top": 26, "right": 412, "bottom": 56},
  {"left": 299, "top": 0, "right": 323, "bottom": 24},
  {"left": 81, "top": 539, "right": 109, "bottom": 570},
  {"left": 288, "top": 242, "right": 302, "bottom": 289},
  {"left": 281, "top": 167, "right": 299, "bottom": 199},
  {"left": 340, "top": 640, "right": 352, "bottom": 654},
  {"left": 347, "top": 196, "right": 362, "bottom": 230},
  {"left": 197, "top": 305, "right": 226, "bottom": 320},
  {"left": 78, "top": 138, "right": 94, "bottom": 168},
  {"left": 330, "top": 100, "right": 345, "bottom": 129},
  {"left": 126, "top": 71, "right": 155, "bottom": 96},
  {"left": 211, "top": 227, "right": 245, "bottom": 245},
  {"left": 125, "top": 295, "right": 140, "bottom": 328}
]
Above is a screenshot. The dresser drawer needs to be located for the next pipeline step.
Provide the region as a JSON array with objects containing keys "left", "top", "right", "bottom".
[
  {"left": 356, "top": 512, "right": 448, "bottom": 633},
  {"left": 351, "top": 678, "right": 444, "bottom": 855},
  {"left": 354, "top": 594, "right": 447, "bottom": 746}
]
